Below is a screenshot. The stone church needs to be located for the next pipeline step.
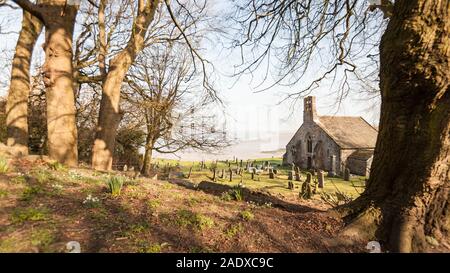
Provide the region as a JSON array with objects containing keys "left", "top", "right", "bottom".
[{"left": 282, "top": 96, "right": 378, "bottom": 177}]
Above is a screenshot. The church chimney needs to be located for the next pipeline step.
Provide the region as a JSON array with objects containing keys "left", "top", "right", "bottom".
[{"left": 303, "top": 96, "right": 317, "bottom": 123}]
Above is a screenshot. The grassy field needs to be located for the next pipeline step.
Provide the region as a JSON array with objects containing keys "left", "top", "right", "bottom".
[
  {"left": 152, "top": 157, "right": 366, "bottom": 199},
  {"left": 0, "top": 155, "right": 369, "bottom": 253}
]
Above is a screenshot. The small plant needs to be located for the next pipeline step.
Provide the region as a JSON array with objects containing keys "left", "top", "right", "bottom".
[
  {"left": 138, "top": 242, "right": 168, "bottom": 253},
  {"left": 0, "top": 157, "right": 9, "bottom": 173},
  {"left": 240, "top": 210, "right": 254, "bottom": 221},
  {"left": 107, "top": 176, "right": 124, "bottom": 196},
  {"left": 11, "top": 174, "right": 26, "bottom": 184},
  {"left": 229, "top": 186, "right": 244, "bottom": 201},
  {"left": 176, "top": 209, "right": 214, "bottom": 231},
  {"left": 0, "top": 189, "right": 8, "bottom": 198},
  {"left": 30, "top": 229, "right": 55, "bottom": 249},
  {"left": 48, "top": 161, "right": 66, "bottom": 172},
  {"left": 34, "top": 169, "right": 53, "bottom": 183},
  {"left": 20, "top": 186, "right": 43, "bottom": 201},
  {"left": 224, "top": 223, "right": 242, "bottom": 238},
  {"left": 147, "top": 199, "right": 160, "bottom": 209},
  {"left": 319, "top": 191, "right": 353, "bottom": 208},
  {"left": 82, "top": 194, "right": 100, "bottom": 207},
  {"left": 11, "top": 208, "right": 49, "bottom": 224}
]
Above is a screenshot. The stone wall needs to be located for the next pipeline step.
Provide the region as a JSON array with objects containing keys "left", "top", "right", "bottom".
[
  {"left": 285, "top": 121, "right": 340, "bottom": 171},
  {"left": 346, "top": 156, "right": 372, "bottom": 176}
]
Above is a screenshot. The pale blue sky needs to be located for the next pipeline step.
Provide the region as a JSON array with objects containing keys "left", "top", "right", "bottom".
[{"left": 0, "top": 1, "right": 381, "bottom": 156}]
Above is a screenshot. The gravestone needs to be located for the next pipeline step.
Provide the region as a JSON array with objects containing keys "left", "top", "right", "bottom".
[
  {"left": 318, "top": 170, "right": 325, "bottom": 188},
  {"left": 288, "top": 171, "right": 293, "bottom": 181},
  {"left": 268, "top": 168, "right": 274, "bottom": 179},
  {"left": 295, "top": 167, "right": 301, "bottom": 181},
  {"left": 288, "top": 181, "right": 294, "bottom": 190},
  {"left": 212, "top": 168, "right": 217, "bottom": 182},
  {"left": 344, "top": 168, "right": 351, "bottom": 181},
  {"left": 300, "top": 173, "right": 313, "bottom": 199},
  {"left": 229, "top": 169, "right": 233, "bottom": 182},
  {"left": 273, "top": 169, "right": 278, "bottom": 175},
  {"left": 123, "top": 164, "right": 128, "bottom": 172}
]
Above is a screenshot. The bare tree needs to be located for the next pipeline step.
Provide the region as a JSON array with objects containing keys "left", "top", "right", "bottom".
[
  {"left": 231, "top": 0, "right": 449, "bottom": 252},
  {"left": 71, "top": 0, "right": 218, "bottom": 171},
  {"left": 124, "top": 45, "right": 229, "bottom": 176}
]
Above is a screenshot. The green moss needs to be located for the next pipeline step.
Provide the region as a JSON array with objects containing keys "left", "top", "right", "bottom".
[
  {"left": 20, "top": 186, "right": 43, "bottom": 201},
  {"left": 30, "top": 229, "right": 55, "bottom": 249},
  {"left": 138, "top": 242, "right": 168, "bottom": 253},
  {"left": 176, "top": 209, "right": 214, "bottom": 230},
  {"left": 11, "top": 207, "right": 49, "bottom": 224},
  {"left": 147, "top": 199, "right": 160, "bottom": 210},
  {"left": 0, "top": 189, "right": 8, "bottom": 198}
]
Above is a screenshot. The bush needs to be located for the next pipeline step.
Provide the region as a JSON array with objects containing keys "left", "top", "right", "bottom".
[{"left": 107, "top": 176, "right": 124, "bottom": 196}]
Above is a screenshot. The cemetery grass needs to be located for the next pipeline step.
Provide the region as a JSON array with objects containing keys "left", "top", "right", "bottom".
[{"left": 0, "top": 157, "right": 367, "bottom": 253}]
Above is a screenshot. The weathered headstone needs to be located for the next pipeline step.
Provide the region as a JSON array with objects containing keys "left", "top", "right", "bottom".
[
  {"left": 212, "top": 168, "right": 217, "bottom": 182},
  {"left": 344, "top": 168, "right": 351, "bottom": 181},
  {"left": 295, "top": 167, "right": 301, "bottom": 181},
  {"left": 318, "top": 170, "right": 325, "bottom": 188},
  {"left": 268, "top": 168, "right": 274, "bottom": 179},
  {"left": 288, "top": 171, "right": 293, "bottom": 180},
  {"left": 229, "top": 169, "right": 233, "bottom": 182},
  {"left": 300, "top": 173, "right": 313, "bottom": 199},
  {"left": 288, "top": 181, "right": 294, "bottom": 190},
  {"left": 123, "top": 164, "right": 128, "bottom": 172}
]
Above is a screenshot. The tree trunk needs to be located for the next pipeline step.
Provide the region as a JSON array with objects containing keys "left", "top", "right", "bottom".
[
  {"left": 6, "top": 10, "right": 43, "bottom": 155},
  {"left": 341, "top": 0, "right": 450, "bottom": 253},
  {"left": 91, "top": 0, "right": 161, "bottom": 171},
  {"left": 91, "top": 52, "right": 131, "bottom": 171},
  {"left": 42, "top": 6, "right": 79, "bottom": 166},
  {"left": 141, "top": 140, "right": 154, "bottom": 176}
]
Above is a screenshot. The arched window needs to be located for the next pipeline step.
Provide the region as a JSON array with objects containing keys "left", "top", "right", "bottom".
[{"left": 307, "top": 136, "right": 313, "bottom": 153}]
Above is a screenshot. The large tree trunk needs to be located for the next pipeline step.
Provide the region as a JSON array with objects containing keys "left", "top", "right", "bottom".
[
  {"left": 91, "top": 52, "right": 130, "bottom": 171},
  {"left": 41, "top": 4, "right": 79, "bottom": 166},
  {"left": 5, "top": 10, "right": 43, "bottom": 156},
  {"left": 91, "top": 0, "right": 161, "bottom": 171},
  {"left": 341, "top": 0, "right": 450, "bottom": 253}
]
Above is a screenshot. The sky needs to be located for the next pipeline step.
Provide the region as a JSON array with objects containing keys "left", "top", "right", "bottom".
[{"left": 0, "top": 1, "right": 381, "bottom": 160}]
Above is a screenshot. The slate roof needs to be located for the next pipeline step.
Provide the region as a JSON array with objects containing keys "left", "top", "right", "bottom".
[
  {"left": 347, "top": 149, "right": 375, "bottom": 161},
  {"left": 317, "top": 116, "right": 378, "bottom": 149}
]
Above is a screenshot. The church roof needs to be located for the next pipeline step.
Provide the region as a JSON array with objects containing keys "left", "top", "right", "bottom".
[
  {"left": 348, "top": 149, "right": 374, "bottom": 160},
  {"left": 317, "top": 116, "right": 378, "bottom": 149}
]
